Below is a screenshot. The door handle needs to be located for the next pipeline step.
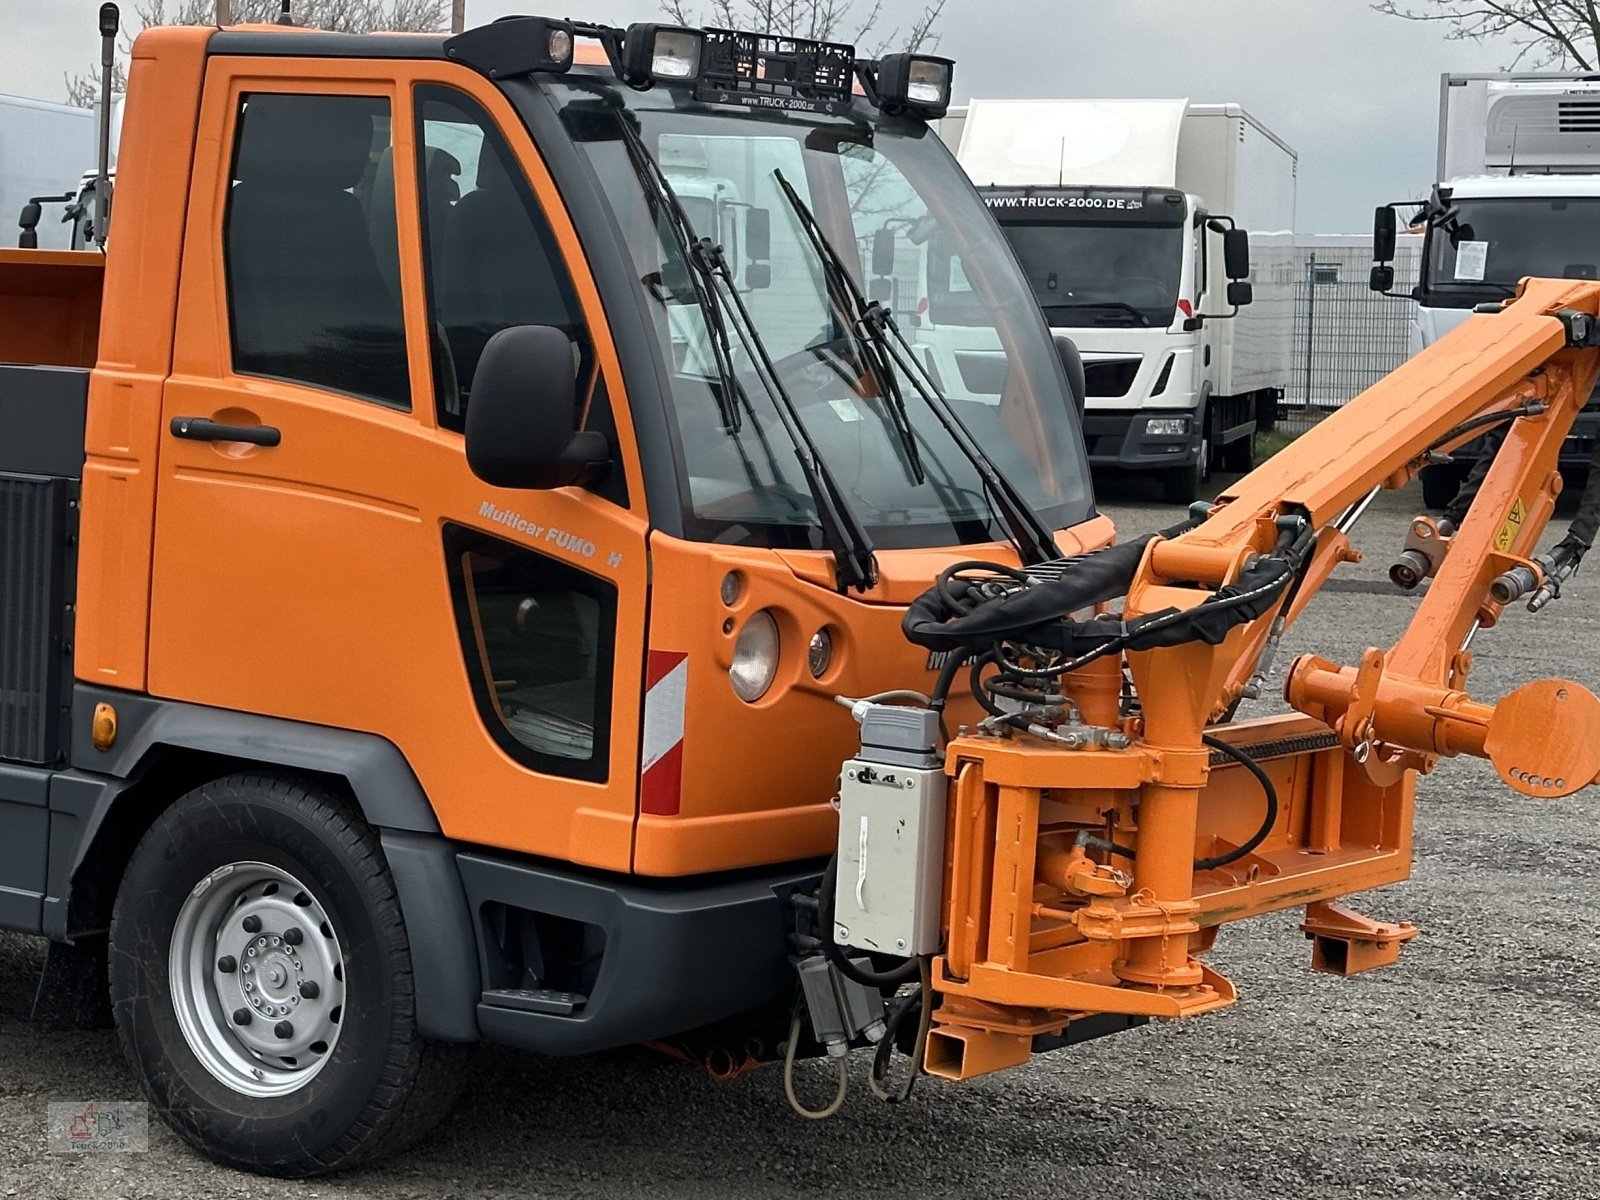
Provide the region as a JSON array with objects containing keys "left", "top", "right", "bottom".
[{"left": 170, "top": 417, "right": 282, "bottom": 447}]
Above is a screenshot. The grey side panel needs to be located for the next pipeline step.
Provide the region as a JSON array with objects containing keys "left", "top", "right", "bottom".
[
  {"left": 41, "top": 770, "right": 119, "bottom": 939},
  {"left": 460, "top": 853, "right": 816, "bottom": 1056},
  {"left": 0, "top": 473, "right": 77, "bottom": 764},
  {"left": 0, "top": 365, "right": 90, "bottom": 476},
  {"left": 69, "top": 687, "right": 440, "bottom": 834},
  {"left": 0, "top": 762, "right": 50, "bottom": 932},
  {"left": 381, "top": 830, "right": 480, "bottom": 1043}
]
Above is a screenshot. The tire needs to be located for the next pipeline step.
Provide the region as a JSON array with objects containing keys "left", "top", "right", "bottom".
[
  {"left": 1161, "top": 406, "right": 1210, "bottom": 505},
  {"left": 110, "top": 772, "right": 471, "bottom": 1177},
  {"left": 1420, "top": 464, "right": 1465, "bottom": 512}
]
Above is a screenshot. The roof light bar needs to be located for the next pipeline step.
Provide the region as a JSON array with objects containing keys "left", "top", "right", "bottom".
[{"left": 445, "top": 16, "right": 957, "bottom": 123}]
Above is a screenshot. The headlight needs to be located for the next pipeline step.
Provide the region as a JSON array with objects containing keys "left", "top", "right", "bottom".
[
  {"left": 807, "top": 628, "right": 834, "bottom": 679},
  {"left": 1146, "top": 416, "right": 1189, "bottom": 436},
  {"left": 623, "top": 23, "right": 705, "bottom": 84},
  {"left": 730, "top": 610, "right": 780, "bottom": 702},
  {"left": 875, "top": 53, "right": 955, "bottom": 117}
]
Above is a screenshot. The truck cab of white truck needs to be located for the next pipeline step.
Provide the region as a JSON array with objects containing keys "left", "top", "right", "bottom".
[
  {"left": 1371, "top": 74, "right": 1600, "bottom": 503},
  {"left": 939, "top": 99, "right": 1297, "bottom": 503}
]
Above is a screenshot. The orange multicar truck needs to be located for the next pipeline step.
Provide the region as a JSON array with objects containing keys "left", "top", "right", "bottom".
[{"left": 5, "top": 9, "right": 1600, "bottom": 1179}]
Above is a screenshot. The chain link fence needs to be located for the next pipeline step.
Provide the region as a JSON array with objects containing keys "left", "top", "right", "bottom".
[{"left": 1277, "top": 235, "right": 1422, "bottom": 436}]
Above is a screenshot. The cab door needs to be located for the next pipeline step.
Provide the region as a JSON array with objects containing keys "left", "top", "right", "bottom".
[{"left": 148, "top": 59, "right": 650, "bottom": 871}]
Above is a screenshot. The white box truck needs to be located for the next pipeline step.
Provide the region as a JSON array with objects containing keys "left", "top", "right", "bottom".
[
  {"left": 1370, "top": 73, "right": 1600, "bottom": 506},
  {"left": 0, "top": 93, "right": 97, "bottom": 252},
  {"left": 938, "top": 99, "right": 1298, "bottom": 503}
]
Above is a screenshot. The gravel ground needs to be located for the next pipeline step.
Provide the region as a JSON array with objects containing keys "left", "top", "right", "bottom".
[{"left": 4, "top": 475, "right": 1599, "bottom": 1199}]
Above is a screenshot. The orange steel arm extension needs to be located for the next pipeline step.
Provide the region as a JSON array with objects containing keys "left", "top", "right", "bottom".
[{"left": 926, "top": 278, "right": 1600, "bottom": 1081}]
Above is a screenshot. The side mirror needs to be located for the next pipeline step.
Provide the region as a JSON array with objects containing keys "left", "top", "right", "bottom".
[
  {"left": 868, "top": 276, "right": 894, "bottom": 305},
  {"left": 743, "top": 207, "right": 772, "bottom": 290},
  {"left": 1373, "top": 205, "right": 1397, "bottom": 262},
  {"left": 872, "top": 227, "right": 896, "bottom": 278},
  {"left": 465, "top": 325, "right": 609, "bottom": 490},
  {"left": 745, "top": 206, "right": 771, "bottom": 262},
  {"left": 1053, "top": 333, "right": 1087, "bottom": 420},
  {"left": 1227, "top": 281, "right": 1253, "bottom": 308},
  {"left": 17, "top": 201, "right": 41, "bottom": 249},
  {"left": 1369, "top": 264, "right": 1395, "bottom": 293},
  {"left": 1222, "top": 228, "right": 1250, "bottom": 280}
]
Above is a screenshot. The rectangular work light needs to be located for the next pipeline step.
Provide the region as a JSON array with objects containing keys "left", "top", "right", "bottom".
[
  {"left": 443, "top": 15, "right": 574, "bottom": 78},
  {"left": 875, "top": 53, "right": 954, "bottom": 117},
  {"left": 623, "top": 23, "right": 706, "bottom": 84}
]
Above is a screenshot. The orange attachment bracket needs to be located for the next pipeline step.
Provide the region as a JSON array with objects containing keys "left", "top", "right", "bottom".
[{"left": 1300, "top": 901, "right": 1417, "bottom": 976}]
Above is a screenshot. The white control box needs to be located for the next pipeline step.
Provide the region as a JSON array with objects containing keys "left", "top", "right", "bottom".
[{"left": 833, "top": 759, "right": 948, "bottom": 957}]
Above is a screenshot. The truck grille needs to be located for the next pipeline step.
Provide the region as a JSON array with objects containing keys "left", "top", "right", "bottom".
[
  {"left": 1560, "top": 99, "right": 1600, "bottom": 132},
  {"left": 1083, "top": 358, "right": 1142, "bottom": 398},
  {"left": 0, "top": 475, "right": 72, "bottom": 764}
]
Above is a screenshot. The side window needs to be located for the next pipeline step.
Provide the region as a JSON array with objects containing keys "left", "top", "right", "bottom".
[
  {"left": 417, "top": 86, "right": 591, "bottom": 431},
  {"left": 224, "top": 93, "right": 411, "bottom": 408},
  {"left": 444, "top": 525, "right": 615, "bottom": 782}
]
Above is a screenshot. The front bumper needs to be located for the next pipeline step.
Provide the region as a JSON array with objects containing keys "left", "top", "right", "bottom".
[
  {"left": 1081, "top": 407, "right": 1200, "bottom": 469},
  {"left": 457, "top": 850, "right": 821, "bottom": 1056}
]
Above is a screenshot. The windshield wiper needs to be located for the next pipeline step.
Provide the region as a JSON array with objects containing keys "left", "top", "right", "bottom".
[
  {"left": 617, "top": 120, "right": 877, "bottom": 593},
  {"left": 1052, "top": 301, "right": 1148, "bottom": 326},
  {"left": 772, "top": 169, "right": 1061, "bottom": 567}
]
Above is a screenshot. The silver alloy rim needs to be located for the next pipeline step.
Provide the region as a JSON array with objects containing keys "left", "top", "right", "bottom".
[{"left": 168, "top": 861, "right": 347, "bottom": 1098}]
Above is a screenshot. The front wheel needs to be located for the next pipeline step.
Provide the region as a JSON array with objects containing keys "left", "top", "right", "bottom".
[{"left": 110, "top": 773, "right": 470, "bottom": 1177}]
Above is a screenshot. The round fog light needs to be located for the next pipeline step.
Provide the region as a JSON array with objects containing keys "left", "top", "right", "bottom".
[
  {"left": 730, "top": 610, "right": 780, "bottom": 702},
  {"left": 807, "top": 628, "right": 834, "bottom": 679}
]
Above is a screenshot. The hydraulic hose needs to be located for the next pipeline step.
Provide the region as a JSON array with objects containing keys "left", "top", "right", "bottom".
[
  {"left": 783, "top": 1009, "right": 848, "bottom": 1119},
  {"left": 1194, "top": 735, "right": 1279, "bottom": 871},
  {"left": 868, "top": 956, "right": 935, "bottom": 1105},
  {"left": 1074, "top": 738, "right": 1277, "bottom": 872}
]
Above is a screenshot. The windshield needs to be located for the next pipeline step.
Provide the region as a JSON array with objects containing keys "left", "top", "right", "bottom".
[
  {"left": 1424, "top": 197, "right": 1600, "bottom": 304},
  {"left": 544, "top": 77, "right": 1091, "bottom": 552},
  {"left": 994, "top": 221, "right": 1185, "bottom": 329}
]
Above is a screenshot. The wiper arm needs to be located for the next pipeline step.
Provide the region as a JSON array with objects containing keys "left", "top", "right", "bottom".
[
  {"left": 772, "top": 169, "right": 1061, "bottom": 567},
  {"left": 1056, "top": 301, "right": 1147, "bottom": 325},
  {"left": 618, "top": 120, "right": 877, "bottom": 593},
  {"left": 616, "top": 129, "right": 747, "bottom": 436}
]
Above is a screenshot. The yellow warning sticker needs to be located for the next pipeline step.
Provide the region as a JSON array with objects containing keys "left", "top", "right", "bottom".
[{"left": 1495, "top": 497, "right": 1527, "bottom": 553}]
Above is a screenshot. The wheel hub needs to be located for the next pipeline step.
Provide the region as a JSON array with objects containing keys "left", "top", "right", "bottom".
[{"left": 170, "top": 862, "right": 347, "bottom": 1098}]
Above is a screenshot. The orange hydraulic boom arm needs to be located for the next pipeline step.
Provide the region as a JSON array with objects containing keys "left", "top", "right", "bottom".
[{"left": 921, "top": 278, "right": 1600, "bottom": 1080}]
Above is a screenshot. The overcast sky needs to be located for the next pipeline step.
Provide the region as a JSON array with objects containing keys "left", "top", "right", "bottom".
[{"left": 0, "top": 0, "right": 1516, "bottom": 231}]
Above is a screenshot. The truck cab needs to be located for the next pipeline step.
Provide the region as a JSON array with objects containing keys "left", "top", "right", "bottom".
[
  {"left": 0, "top": 16, "right": 1099, "bottom": 1175},
  {"left": 1372, "top": 74, "right": 1600, "bottom": 504},
  {"left": 939, "top": 99, "right": 1298, "bottom": 503}
]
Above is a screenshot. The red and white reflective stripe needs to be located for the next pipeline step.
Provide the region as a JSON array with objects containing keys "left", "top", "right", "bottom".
[{"left": 640, "top": 650, "right": 688, "bottom": 816}]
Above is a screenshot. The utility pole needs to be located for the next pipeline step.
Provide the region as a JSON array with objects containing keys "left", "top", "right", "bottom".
[
  {"left": 452, "top": 0, "right": 465, "bottom": 33},
  {"left": 216, "top": 0, "right": 232, "bottom": 22}
]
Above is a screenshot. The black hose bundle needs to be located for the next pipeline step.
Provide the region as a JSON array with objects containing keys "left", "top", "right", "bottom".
[{"left": 903, "top": 520, "right": 1306, "bottom": 664}]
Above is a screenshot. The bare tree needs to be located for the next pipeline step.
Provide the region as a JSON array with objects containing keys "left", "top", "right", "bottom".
[
  {"left": 1372, "top": 0, "right": 1600, "bottom": 69},
  {"left": 661, "top": 0, "right": 946, "bottom": 54},
  {"left": 66, "top": 0, "right": 449, "bottom": 104}
]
